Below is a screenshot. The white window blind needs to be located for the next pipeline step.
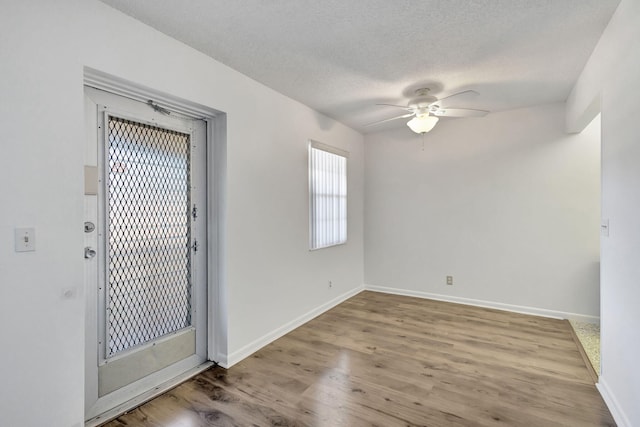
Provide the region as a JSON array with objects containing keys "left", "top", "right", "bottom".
[{"left": 309, "top": 140, "right": 348, "bottom": 250}]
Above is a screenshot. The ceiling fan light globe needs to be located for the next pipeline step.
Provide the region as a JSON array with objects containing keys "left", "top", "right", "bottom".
[{"left": 407, "top": 115, "right": 439, "bottom": 134}]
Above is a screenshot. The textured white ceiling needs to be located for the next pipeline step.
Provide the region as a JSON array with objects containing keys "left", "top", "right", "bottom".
[{"left": 99, "top": 0, "right": 620, "bottom": 133}]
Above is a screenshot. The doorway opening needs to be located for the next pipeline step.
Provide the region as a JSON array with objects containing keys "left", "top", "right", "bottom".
[{"left": 568, "top": 112, "right": 602, "bottom": 380}]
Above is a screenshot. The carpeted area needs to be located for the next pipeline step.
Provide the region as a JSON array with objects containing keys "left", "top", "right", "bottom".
[{"left": 569, "top": 320, "right": 600, "bottom": 376}]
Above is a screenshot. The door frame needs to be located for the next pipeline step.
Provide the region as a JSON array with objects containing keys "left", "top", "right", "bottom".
[{"left": 83, "top": 68, "right": 226, "bottom": 423}]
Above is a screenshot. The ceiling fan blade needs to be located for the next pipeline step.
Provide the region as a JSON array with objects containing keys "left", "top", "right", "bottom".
[
  {"left": 365, "top": 113, "right": 414, "bottom": 126},
  {"left": 376, "top": 103, "right": 412, "bottom": 110},
  {"left": 436, "top": 90, "right": 479, "bottom": 105},
  {"left": 433, "top": 108, "right": 489, "bottom": 118}
]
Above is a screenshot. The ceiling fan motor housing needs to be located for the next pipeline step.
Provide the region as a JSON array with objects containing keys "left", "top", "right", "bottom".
[
  {"left": 409, "top": 96, "right": 439, "bottom": 117},
  {"left": 408, "top": 95, "right": 437, "bottom": 110},
  {"left": 408, "top": 88, "right": 439, "bottom": 115}
]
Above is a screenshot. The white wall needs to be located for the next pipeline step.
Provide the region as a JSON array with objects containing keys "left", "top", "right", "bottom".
[
  {"left": 364, "top": 102, "right": 601, "bottom": 320},
  {"left": 567, "top": 1, "right": 640, "bottom": 425},
  {"left": 0, "top": 1, "right": 364, "bottom": 426}
]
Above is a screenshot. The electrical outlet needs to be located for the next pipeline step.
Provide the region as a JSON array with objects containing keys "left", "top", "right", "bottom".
[
  {"left": 328, "top": 280, "right": 333, "bottom": 288},
  {"left": 446, "top": 276, "right": 453, "bottom": 285}
]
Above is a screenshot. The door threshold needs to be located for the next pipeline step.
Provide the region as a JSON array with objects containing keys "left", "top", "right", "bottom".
[{"left": 85, "top": 361, "right": 214, "bottom": 427}]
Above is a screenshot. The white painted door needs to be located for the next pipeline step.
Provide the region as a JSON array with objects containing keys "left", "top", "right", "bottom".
[{"left": 84, "top": 87, "right": 208, "bottom": 420}]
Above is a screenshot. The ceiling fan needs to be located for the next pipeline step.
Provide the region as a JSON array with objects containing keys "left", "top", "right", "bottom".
[{"left": 367, "top": 88, "right": 489, "bottom": 134}]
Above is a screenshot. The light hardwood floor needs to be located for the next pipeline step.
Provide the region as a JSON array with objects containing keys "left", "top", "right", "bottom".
[{"left": 103, "top": 291, "right": 615, "bottom": 426}]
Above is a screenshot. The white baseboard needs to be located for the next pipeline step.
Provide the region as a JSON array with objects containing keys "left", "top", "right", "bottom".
[
  {"left": 597, "top": 377, "right": 632, "bottom": 427},
  {"left": 223, "top": 285, "right": 365, "bottom": 368},
  {"left": 364, "top": 284, "right": 600, "bottom": 323}
]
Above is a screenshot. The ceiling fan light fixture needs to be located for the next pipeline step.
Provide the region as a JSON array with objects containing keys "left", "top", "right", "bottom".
[{"left": 407, "top": 114, "right": 439, "bottom": 134}]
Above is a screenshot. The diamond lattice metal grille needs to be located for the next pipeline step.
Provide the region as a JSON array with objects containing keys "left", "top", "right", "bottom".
[{"left": 106, "top": 116, "right": 192, "bottom": 357}]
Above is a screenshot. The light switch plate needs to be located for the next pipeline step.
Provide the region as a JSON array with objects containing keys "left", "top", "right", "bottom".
[{"left": 15, "top": 227, "right": 36, "bottom": 252}]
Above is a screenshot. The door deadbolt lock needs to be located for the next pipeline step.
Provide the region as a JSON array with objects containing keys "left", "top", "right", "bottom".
[
  {"left": 84, "top": 221, "right": 96, "bottom": 233},
  {"left": 84, "top": 247, "right": 97, "bottom": 259}
]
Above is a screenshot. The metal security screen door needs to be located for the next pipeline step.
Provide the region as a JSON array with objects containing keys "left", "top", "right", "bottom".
[
  {"left": 84, "top": 87, "right": 208, "bottom": 421},
  {"left": 106, "top": 117, "right": 193, "bottom": 357}
]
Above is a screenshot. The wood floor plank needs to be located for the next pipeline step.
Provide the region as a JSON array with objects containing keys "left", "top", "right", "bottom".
[{"left": 102, "top": 291, "right": 616, "bottom": 426}]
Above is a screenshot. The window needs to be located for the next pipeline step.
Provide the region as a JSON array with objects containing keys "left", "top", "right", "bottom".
[{"left": 309, "top": 140, "right": 348, "bottom": 250}]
